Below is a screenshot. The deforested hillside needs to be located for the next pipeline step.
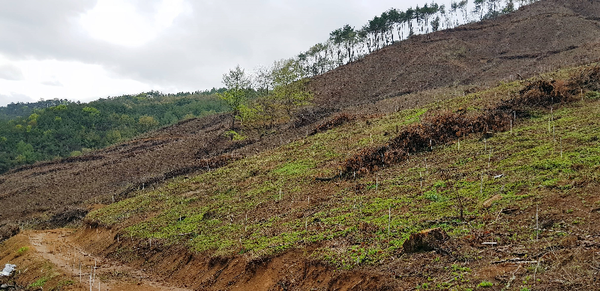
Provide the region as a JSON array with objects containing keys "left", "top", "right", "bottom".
[
  {"left": 9, "top": 63, "right": 598, "bottom": 291},
  {"left": 311, "top": 0, "right": 600, "bottom": 109},
  {"left": 1, "top": 0, "right": 600, "bottom": 229}
]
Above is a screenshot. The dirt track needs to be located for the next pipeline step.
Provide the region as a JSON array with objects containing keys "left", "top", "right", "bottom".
[{"left": 28, "top": 229, "right": 190, "bottom": 291}]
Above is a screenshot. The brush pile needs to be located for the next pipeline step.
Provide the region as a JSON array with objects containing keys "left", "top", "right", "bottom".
[
  {"left": 311, "top": 113, "right": 355, "bottom": 135},
  {"left": 117, "top": 154, "right": 241, "bottom": 199},
  {"left": 341, "top": 66, "right": 599, "bottom": 176}
]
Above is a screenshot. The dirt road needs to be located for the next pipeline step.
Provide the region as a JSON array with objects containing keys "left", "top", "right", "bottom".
[{"left": 28, "top": 229, "right": 191, "bottom": 291}]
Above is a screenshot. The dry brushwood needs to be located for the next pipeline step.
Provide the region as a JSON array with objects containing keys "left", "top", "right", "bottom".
[
  {"left": 340, "top": 71, "right": 598, "bottom": 177},
  {"left": 310, "top": 113, "right": 355, "bottom": 135},
  {"left": 116, "top": 154, "right": 242, "bottom": 200}
]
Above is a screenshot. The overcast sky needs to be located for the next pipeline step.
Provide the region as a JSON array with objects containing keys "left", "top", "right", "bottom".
[{"left": 0, "top": 0, "right": 452, "bottom": 106}]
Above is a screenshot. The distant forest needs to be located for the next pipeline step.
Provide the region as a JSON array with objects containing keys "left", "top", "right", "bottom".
[{"left": 0, "top": 89, "right": 226, "bottom": 173}]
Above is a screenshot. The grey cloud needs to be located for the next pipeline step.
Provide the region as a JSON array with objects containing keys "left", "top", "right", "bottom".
[
  {"left": 0, "top": 64, "right": 24, "bottom": 80},
  {"left": 0, "top": 0, "right": 429, "bottom": 96},
  {"left": 0, "top": 93, "right": 35, "bottom": 107}
]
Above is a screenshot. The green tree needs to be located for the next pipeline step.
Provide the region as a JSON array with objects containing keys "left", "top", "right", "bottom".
[
  {"left": 137, "top": 115, "right": 159, "bottom": 132},
  {"left": 271, "top": 59, "right": 313, "bottom": 119},
  {"left": 218, "top": 65, "right": 251, "bottom": 130}
]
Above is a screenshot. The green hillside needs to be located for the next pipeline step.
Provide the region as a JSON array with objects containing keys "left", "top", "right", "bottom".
[
  {"left": 86, "top": 65, "right": 600, "bottom": 289},
  {"left": 0, "top": 90, "right": 226, "bottom": 173}
]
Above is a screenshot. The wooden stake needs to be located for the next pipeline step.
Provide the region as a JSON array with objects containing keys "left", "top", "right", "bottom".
[
  {"left": 388, "top": 206, "right": 391, "bottom": 235},
  {"left": 560, "top": 137, "right": 563, "bottom": 158},
  {"left": 480, "top": 171, "right": 484, "bottom": 195},
  {"left": 536, "top": 204, "right": 539, "bottom": 241}
]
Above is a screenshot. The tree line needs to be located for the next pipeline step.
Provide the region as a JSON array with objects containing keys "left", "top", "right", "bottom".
[
  {"left": 296, "top": 0, "right": 539, "bottom": 76},
  {"left": 0, "top": 91, "right": 227, "bottom": 173}
]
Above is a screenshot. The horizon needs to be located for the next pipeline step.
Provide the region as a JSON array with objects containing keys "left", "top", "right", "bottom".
[{"left": 0, "top": 0, "right": 519, "bottom": 107}]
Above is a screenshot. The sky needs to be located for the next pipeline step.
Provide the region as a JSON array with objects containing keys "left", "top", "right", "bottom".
[{"left": 0, "top": 0, "right": 453, "bottom": 106}]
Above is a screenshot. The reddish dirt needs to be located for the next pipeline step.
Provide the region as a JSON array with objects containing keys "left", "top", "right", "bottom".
[
  {"left": 29, "top": 229, "right": 190, "bottom": 291},
  {"left": 69, "top": 226, "right": 394, "bottom": 291}
]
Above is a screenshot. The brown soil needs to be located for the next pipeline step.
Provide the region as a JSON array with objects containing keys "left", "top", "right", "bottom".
[
  {"left": 1, "top": 229, "right": 192, "bottom": 291},
  {"left": 310, "top": 0, "right": 600, "bottom": 109},
  {"left": 70, "top": 226, "right": 395, "bottom": 290}
]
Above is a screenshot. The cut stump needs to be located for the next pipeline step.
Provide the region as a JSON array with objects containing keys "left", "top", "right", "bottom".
[{"left": 403, "top": 228, "right": 449, "bottom": 253}]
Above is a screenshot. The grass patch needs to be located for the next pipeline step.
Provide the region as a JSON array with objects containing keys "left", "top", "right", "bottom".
[{"left": 86, "top": 66, "right": 600, "bottom": 289}]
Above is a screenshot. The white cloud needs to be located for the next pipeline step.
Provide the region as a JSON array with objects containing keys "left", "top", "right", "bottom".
[
  {"left": 0, "top": 64, "right": 25, "bottom": 81},
  {"left": 0, "top": 0, "right": 453, "bottom": 106},
  {"left": 79, "top": 0, "right": 185, "bottom": 47}
]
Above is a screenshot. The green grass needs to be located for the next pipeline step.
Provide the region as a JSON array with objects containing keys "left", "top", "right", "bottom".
[
  {"left": 86, "top": 68, "right": 600, "bottom": 288},
  {"left": 15, "top": 246, "right": 29, "bottom": 256},
  {"left": 28, "top": 277, "right": 48, "bottom": 288}
]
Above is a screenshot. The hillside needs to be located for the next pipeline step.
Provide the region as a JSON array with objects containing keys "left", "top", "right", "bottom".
[
  {"left": 311, "top": 0, "right": 600, "bottom": 109},
  {"left": 3, "top": 62, "right": 599, "bottom": 291},
  {"left": 0, "top": 91, "right": 226, "bottom": 173},
  {"left": 1, "top": 0, "right": 600, "bottom": 290},
  {"left": 2, "top": 0, "right": 600, "bottom": 228}
]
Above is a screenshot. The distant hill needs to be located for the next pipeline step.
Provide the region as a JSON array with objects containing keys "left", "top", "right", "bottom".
[
  {"left": 0, "top": 99, "right": 72, "bottom": 120},
  {"left": 0, "top": 89, "right": 226, "bottom": 173}
]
